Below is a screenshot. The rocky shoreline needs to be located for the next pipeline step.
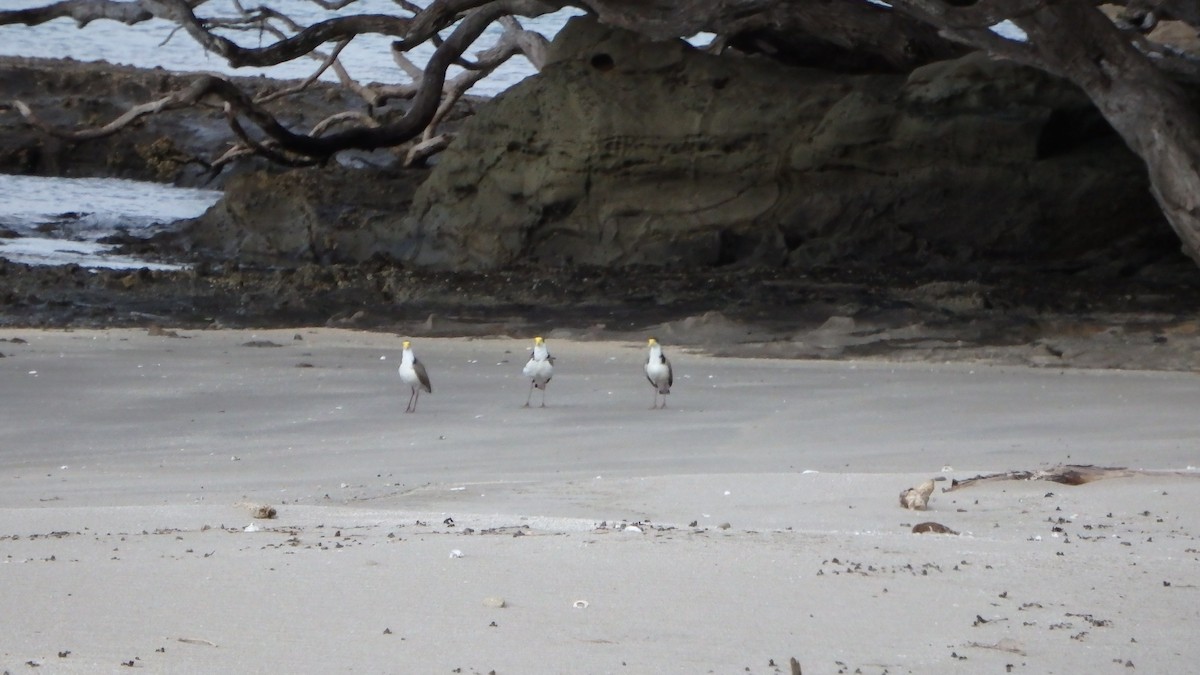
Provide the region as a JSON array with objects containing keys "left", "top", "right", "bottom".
[
  {"left": 1, "top": 54, "right": 1199, "bottom": 371},
  {"left": 3, "top": 254, "right": 1199, "bottom": 371}
]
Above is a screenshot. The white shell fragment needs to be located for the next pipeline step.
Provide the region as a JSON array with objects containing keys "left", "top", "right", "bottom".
[
  {"left": 482, "top": 596, "right": 506, "bottom": 608},
  {"left": 572, "top": 600, "right": 589, "bottom": 609},
  {"left": 449, "top": 549, "right": 464, "bottom": 558}
]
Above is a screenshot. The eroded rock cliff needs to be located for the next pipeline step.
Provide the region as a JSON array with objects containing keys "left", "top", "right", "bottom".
[{"left": 398, "top": 17, "right": 1165, "bottom": 270}]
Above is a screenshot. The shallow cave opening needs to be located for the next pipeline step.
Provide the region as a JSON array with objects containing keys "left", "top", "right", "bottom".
[
  {"left": 1036, "top": 106, "right": 1119, "bottom": 158},
  {"left": 715, "top": 229, "right": 756, "bottom": 267}
]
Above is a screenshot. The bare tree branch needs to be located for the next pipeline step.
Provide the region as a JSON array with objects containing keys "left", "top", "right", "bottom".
[
  {"left": 223, "top": 103, "right": 321, "bottom": 167},
  {"left": 310, "top": 111, "right": 378, "bottom": 137},
  {"left": 0, "top": 0, "right": 158, "bottom": 27},
  {"left": 144, "top": 0, "right": 412, "bottom": 67},
  {"left": 254, "top": 39, "right": 351, "bottom": 104},
  {"left": 249, "top": 0, "right": 559, "bottom": 159},
  {"left": 893, "top": 0, "right": 1047, "bottom": 29},
  {"left": 393, "top": 0, "right": 505, "bottom": 50},
  {"left": 577, "top": 0, "right": 968, "bottom": 71},
  {"left": 13, "top": 87, "right": 217, "bottom": 142},
  {"left": 887, "top": 0, "right": 1044, "bottom": 71},
  {"left": 14, "top": 0, "right": 558, "bottom": 164},
  {"left": 403, "top": 13, "right": 549, "bottom": 165}
]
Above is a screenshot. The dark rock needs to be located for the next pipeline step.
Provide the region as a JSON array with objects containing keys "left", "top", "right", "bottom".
[
  {"left": 176, "top": 166, "right": 426, "bottom": 265},
  {"left": 912, "top": 522, "right": 959, "bottom": 535},
  {"left": 400, "top": 17, "right": 1166, "bottom": 270}
]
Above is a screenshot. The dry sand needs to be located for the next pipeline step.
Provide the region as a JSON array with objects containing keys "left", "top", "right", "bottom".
[{"left": 1, "top": 328, "right": 1198, "bottom": 674}]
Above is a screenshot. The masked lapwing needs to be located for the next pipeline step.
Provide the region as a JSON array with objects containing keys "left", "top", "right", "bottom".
[
  {"left": 399, "top": 340, "right": 432, "bottom": 413},
  {"left": 522, "top": 336, "right": 555, "bottom": 407},
  {"left": 644, "top": 337, "right": 673, "bottom": 409}
]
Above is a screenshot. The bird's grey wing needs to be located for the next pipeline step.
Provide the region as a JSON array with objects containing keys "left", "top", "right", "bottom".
[
  {"left": 665, "top": 356, "right": 673, "bottom": 388},
  {"left": 414, "top": 359, "right": 432, "bottom": 392}
]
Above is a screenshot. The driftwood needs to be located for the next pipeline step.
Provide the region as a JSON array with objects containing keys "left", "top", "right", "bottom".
[{"left": 944, "top": 464, "right": 1147, "bottom": 492}]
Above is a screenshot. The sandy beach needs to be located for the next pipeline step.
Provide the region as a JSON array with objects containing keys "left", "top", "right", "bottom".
[{"left": 1, "top": 327, "right": 1198, "bottom": 673}]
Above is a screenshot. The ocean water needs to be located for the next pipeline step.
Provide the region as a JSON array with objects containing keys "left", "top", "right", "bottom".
[
  {"left": 0, "top": 1, "right": 574, "bottom": 268},
  {"left": 0, "top": 175, "right": 222, "bottom": 268}
]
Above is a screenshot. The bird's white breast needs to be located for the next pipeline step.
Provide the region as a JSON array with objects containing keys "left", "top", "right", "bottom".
[
  {"left": 645, "top": 358, "right": 670, "bottom": 384},
  {"left": 524, "top": 357, "right": 553, "bottom": 382},
  {"left": 398, "top": 363, "right": 419, "bottom": 385}
]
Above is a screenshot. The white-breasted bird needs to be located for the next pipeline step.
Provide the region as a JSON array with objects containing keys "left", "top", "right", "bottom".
[
  {"left": 644, "top": 337, "right": 673, "bottom": 409},
  {"left": 522, "top": 336, "right": 555, "bottom": 407},
  {"left": 398, "top": 340, "right": 432, "bottom": 413}
]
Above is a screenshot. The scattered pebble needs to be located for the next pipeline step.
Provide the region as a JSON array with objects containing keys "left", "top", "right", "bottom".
[
  {"left": 449, "top": 549, "right": 464, "bottom": 558},
  {"left": 482, "top": 596, "right": 506, "bottom": 608}
]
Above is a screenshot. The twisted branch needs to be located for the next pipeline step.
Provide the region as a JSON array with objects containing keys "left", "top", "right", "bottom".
[
  {"left": 13, "top": 0, "right": 559, "bottom": 164},
  {"left": 144, "top": 0, "right": 411, "bottom": 67},
  {"left": 0, "top": 0, "right": 160, "bottom": 27}
]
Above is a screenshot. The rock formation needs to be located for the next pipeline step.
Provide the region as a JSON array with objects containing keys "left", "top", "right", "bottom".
[
  {"left": 399, "top": 16, "right": 1166, "bottom": 270},
  {"left": 178, "top": 167, "right": 426, "bottom": 265},
  {"left": 15, "top": 18, "right": 1169, "bottom": 271}
]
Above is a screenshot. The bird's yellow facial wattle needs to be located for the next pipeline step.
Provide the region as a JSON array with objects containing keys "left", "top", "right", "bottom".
[{"left": 403, "top": 340, "right": 411, "bottom": 349}]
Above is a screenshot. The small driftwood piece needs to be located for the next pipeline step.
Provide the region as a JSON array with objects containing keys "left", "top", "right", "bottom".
[
  {"left": 177, "top": 637, "right": 218, "bottom": 647},
  {"left": 966, "top": 639, "right": 1026, "bottom": 655},
  {"left": 943, "top": 464, "right": 1139, "bottom": 492}
]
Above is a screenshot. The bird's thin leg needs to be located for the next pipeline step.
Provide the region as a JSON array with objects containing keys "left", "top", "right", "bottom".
[
  {"left": 524, "top": 382, "right": 534, "bottom": 408},
  {"left": 412, "top": 389, "right": 420, "bottom": 412},
  {"left": 406, "top": 388, "right": 416, "bottom": 413},
  {"left": 660, "top": 394, "right": 667, "bottom": 409},
  {"left": 539, "top": 387, "right": 547, "bottom": 408},
  {"left": 650, "top": 390, "right": 658, "bottom": 409}
]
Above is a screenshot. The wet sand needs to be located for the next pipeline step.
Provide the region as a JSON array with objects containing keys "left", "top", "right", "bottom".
[{"left": 1, "top": 328, "right": 1198, "bottom": 673}]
